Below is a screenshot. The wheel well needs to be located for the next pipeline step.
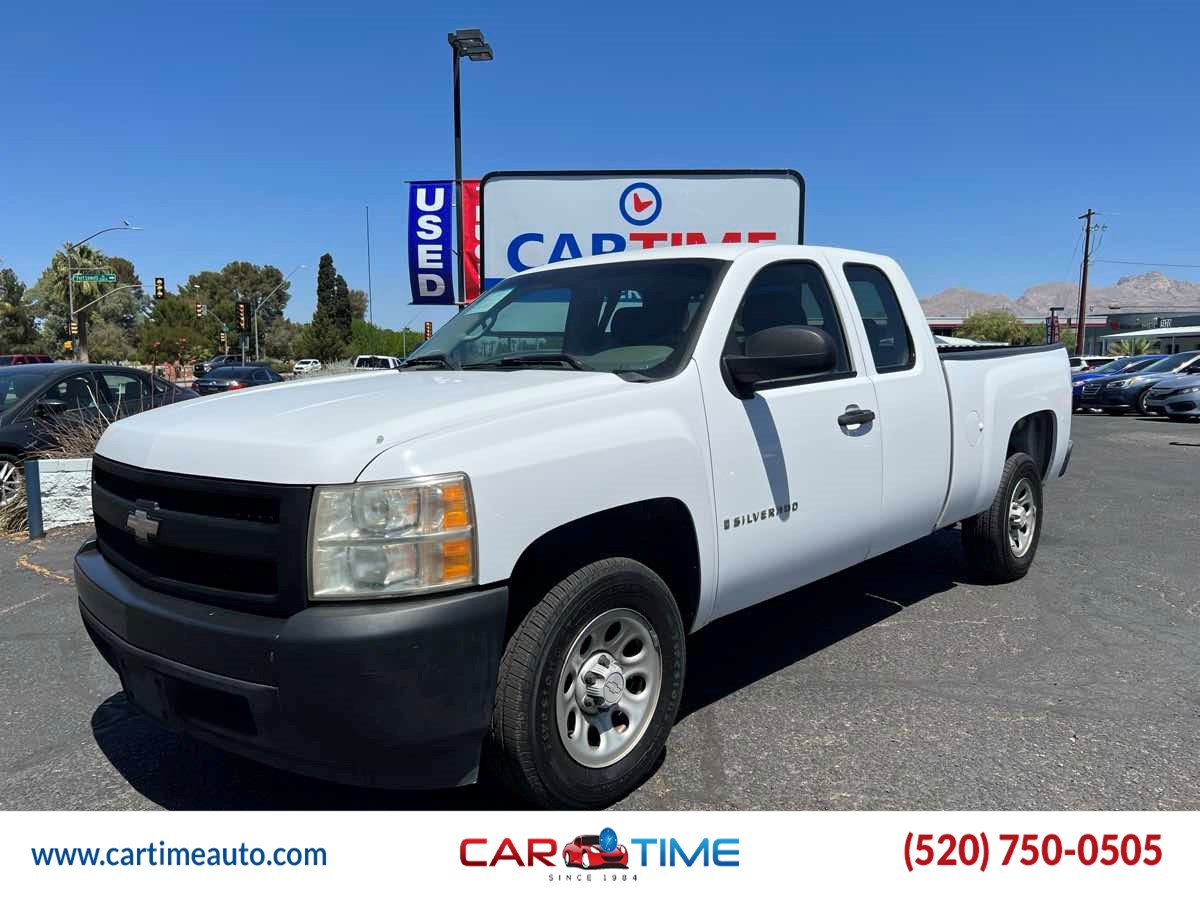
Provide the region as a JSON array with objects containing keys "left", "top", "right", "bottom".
[
  {"left": 505, "top": 498, "right": 702, "bottom": 638},
  {"left": 1008, "top": 411, "right": 1055, "bottom": 479}
]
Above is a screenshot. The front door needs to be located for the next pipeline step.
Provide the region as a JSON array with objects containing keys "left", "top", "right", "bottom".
[{"left": 701, "top": 258, "right": 883, "bottom": 618}]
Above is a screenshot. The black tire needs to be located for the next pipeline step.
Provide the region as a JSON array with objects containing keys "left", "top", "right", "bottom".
[
  {"left": 1136, "top": 389, "right": 1154, "bottom": 415},
  {"left": 962, "top": 452, "right": 1043, "bottom": 583},
  {"left": 486, "top": 557, "right": 686, "bottom": 809}
]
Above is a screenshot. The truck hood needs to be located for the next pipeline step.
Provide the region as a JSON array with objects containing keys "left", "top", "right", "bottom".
[{"left": 96, "top": 369, "right": 630, "bottom": 484}]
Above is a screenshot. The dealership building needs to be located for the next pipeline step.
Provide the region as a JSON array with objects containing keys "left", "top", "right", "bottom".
[{"left": 926, "top": 309, "right": 1200, "bottom": 354}]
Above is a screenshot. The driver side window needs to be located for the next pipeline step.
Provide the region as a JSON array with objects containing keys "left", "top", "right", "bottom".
[
  {"left": 45, "top": 375, "right": 100, "bottom": 411},
  {"left": 728, "top": 261, "right": 854, "bottom": 375}
]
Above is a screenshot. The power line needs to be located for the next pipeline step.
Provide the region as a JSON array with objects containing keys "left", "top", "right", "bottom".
[{"left": 1093, "top": 258, "right": 1200, "bottom": 269}]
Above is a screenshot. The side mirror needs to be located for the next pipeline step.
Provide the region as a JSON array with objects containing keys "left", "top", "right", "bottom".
[
  {"left": 723, "top": 325, "right": 836, "bottom": 398},
  {"left": 35, "top": 398, "right": 69, "bottom": 418}
]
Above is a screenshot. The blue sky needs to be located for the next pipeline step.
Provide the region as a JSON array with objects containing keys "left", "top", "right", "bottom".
[{"left": 2, "top": 0, "right": 1198, "bottom": 330}]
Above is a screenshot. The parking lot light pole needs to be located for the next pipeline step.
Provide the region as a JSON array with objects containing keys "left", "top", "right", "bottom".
[
  {"left": 448, "top": 28, "right": 493, "bottom": 309},
  {"left": 64, "top": 221, "right": 141, "bottom": 361},
  {"left": 252, "top": 264, "right": 306, "bottom": 360}
]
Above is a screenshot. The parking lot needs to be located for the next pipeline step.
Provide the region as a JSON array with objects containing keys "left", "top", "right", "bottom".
[{"left": 1, "top": 413, "right": 1197, "bottom": 811}]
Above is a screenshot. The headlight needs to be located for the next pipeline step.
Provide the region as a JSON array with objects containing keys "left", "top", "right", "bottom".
[
  {"left": 1177, "top": 386, "right": 1200, "bottom": 395},
  {"left": 1107, "top": 379, "right": 1129, "bottom": 388},
  {"left": 310, "top": 473, "right": 475, "bottom": 600}
]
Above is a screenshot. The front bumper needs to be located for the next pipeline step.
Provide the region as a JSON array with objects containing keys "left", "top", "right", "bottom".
[{"left": 76, "top": 539, "right": 508, "bottom": 789}]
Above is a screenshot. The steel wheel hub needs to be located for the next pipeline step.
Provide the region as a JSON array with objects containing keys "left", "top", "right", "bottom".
[
  {"left": 556, "top": 607, "right": 662, "bottom": 769},
  {"left": 1008, "top": 476, "right": 1037, "bottom": 558},
  {"left": 0, "top": 461, "right": 20, "bottom": 508}
]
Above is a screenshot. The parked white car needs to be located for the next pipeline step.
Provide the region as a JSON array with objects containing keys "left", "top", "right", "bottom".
[
  {"left": 1069, "top": 355, "right": 1115, "bottom": 373},
  {"left": 77, "top": 244, "right": 1071, "bottom": 808},
  {"left": 352, "top": 354, "right": 404, "bottom": 370},
  {"left": 292, "top": 358, "right": 322, "bottom": 375}
]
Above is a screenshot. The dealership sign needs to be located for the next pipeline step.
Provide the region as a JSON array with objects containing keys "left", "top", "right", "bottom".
[{"left": 480, "top": 169, "right": 804, "bottom": 289}]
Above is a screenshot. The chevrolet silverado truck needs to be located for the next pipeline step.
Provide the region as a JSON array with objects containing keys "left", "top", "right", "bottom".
[{"left": 76, "top": 244, "right": 1072, "bottom": 808}]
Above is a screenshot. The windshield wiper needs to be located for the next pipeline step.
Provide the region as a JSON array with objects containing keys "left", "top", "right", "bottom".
[
  {"left": 399, "top": 353, "right": 459, "bottom": 370},
  {"left": 463, "top": 352, "right": 593, "bottom": 371}
]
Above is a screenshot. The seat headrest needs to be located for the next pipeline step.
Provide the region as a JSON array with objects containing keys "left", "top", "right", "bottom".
[{"left": 741, "top": 289, "right": 807, "bottom": 337}]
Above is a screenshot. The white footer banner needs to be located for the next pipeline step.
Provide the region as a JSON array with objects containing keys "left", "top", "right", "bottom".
[{"left": 1, "top": 811, "right": 1195, "bottom": 897}]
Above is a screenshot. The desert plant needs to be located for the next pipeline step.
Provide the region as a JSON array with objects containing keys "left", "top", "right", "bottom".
[
  {"left": 0, "top": 484, "right": 28, "bottom": 534},
  {"left": 1109, "top": 338, "right": 1156, "bottom": 356}
]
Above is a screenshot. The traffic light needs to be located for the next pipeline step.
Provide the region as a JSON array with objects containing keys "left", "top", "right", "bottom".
[
  {"left": 237, "top": 302, "right": 248, "bottom": 330},
  {"left": 424, "top": 321, "right": 433, "bottom": 340},
  {"left": 195, "top": 303, "right": 204, "bottom": 318},
  {"left": 69, "top": 320, "right": 78, "bottom": 335},
  {"left": 154, "top": 277, "right": 165, "bottom": 300}
]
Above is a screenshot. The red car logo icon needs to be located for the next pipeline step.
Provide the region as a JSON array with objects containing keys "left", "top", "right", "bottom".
[
  {"left": 562, "top": 835, "right": 628, "bottom": 869},
  {"left": 631, "top": 192, "right": 654, "bottom": 213}
]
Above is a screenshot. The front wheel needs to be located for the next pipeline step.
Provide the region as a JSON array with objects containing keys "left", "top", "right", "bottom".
[
  {"left": 962, "top": 452, "right": 1043, "bottom": 582},
  {"left": 0, "top": 456, "right": 22, "bottom": 508},
  {"left": 486, "top": 557, "right": 686, "bottom": 808},
  {"left": 1136, "top": 389, "right": 1154, "bottom": 415}
]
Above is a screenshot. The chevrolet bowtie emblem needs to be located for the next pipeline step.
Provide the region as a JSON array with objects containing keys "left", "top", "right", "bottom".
[{"left": 125, "top": 507, "right": 160, "bottom": 545}]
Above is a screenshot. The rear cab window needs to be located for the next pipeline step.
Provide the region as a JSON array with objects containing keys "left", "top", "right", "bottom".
[{"left": 843, "top": 264, "right": 916, "bottom": 373}]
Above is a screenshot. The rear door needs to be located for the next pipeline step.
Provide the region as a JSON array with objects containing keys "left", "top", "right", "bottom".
[
  {"left": 700, "top": 253, "right": 883, "bottom": 617},
  {"left": 834, "top": 258, "right": 952, "bottom": 555}
]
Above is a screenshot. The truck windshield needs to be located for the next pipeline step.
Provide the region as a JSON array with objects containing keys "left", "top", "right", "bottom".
[{"left": 405, "top": 259, "right": 727, "bottom": 380}]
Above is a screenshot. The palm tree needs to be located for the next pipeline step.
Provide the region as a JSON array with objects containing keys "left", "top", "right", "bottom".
[
  {"left": 1109, "top": 337, "right": 1156, "bottom": 356},
  {"left": 30, "top": 243, "right": 109, "bottom": 361}
]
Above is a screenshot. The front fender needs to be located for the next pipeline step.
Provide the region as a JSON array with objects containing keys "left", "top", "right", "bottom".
[{"left": 357, "top": 363, "right": 720, "bottom": 630}]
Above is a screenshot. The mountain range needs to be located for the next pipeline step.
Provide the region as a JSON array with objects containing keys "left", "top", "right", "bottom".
[{"left": 920, "top": 272, "right": 1200, "bottom": 317}]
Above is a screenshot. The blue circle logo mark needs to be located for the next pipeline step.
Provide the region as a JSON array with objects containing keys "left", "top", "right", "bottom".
[
  {"left": 619, "top": 182, "right": 662, "bottom": 226},
  {"left": 599, "top": 828, "right": 618, "bottom": 852}
]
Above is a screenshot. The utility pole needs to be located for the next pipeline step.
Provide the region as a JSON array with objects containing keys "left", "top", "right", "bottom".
[
  {"left": 366, "top": 205, "right": 374, "bottom": 325},
  {"left": 1075, "top": 208, "right": 1094, "bottom": 356}
]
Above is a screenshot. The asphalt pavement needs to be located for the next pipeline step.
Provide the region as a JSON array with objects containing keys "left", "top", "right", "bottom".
[{"left": 1, "top": 413, "right": 1197, "bottom": 810}]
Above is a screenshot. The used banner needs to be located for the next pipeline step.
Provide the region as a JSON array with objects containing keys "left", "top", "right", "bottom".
[{"left": 407, "top": 181, "right": 456, "bottom": 305}]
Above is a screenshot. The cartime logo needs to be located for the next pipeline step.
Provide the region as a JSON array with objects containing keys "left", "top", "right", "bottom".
[{"left": 619, "top": 182, "right": 662, "bottom": 226}]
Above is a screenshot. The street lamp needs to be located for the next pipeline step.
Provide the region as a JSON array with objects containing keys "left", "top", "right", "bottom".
[
  {"left": 448, "top": 27, "right": 493, "bottom": 308},
  {"left": 64, "top": 221, "right": 141, "bottom": 361},
  {"left": 251, "top": 264, "right": 306, "bottom": 360}
]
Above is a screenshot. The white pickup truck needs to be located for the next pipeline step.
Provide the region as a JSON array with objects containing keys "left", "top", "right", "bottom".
[{"left": 76, "top": 244, "right": 1071, "bottom": 808}]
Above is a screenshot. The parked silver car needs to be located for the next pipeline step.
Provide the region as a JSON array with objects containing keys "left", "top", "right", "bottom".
[{"left": 1144, "top": 372, "right": 1200, "bottom": 419}]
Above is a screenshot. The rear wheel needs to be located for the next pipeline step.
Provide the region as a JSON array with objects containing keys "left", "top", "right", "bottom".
[
  {"left": 0, "top": 456, "right": 21, "bottom": 508},
  {"left": 486, "top": 557, "right": 686, "bottom": 808},
  {"left": 962, "top": 452, "right": 1043, "bottom": 582}
]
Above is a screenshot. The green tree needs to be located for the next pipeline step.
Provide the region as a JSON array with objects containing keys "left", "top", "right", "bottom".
[
  {"left": 348, "top": 288, "right": 368, "bottom": 321},
  {"left": 333, "top": 273, "right": 352, "bottom": 344},
  {"left": 263, "top": 319, "right": 304, "bottom": 361},
  {"left": 28, "top": 243, "right": 119, "bottom": 362},
  {"left": 303, "top": 254, "right": 347, "bottom": 361},
  {"left": 136, "top": 293, "right": 209, "bottom": 364},
  {"left": 347, "top": 319, "right": 425, "bottom": 358},
  {"left": 958, "top": 309, "right": 1037, "bottom": 346},
  {"left": 87, "top": 322, "right": 136, "bottom": 362},
  {"left": 179, "top": 261, "right": 293, "bottom": 356},
  {"left": 0, "top": 268, "right": 39, "bottom": 352}
]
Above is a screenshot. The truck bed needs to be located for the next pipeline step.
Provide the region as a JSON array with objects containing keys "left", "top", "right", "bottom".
[{"left": 936, "top": 342, "right": 1072, "bottom": 528}]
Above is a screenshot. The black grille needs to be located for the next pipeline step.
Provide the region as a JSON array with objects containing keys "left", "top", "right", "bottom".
[
  {"left": 92, "top": 455, "right": 312, "bottom": 615},
  {"left": 93, "top": 464, "right": 279, "bottom": 524}
]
